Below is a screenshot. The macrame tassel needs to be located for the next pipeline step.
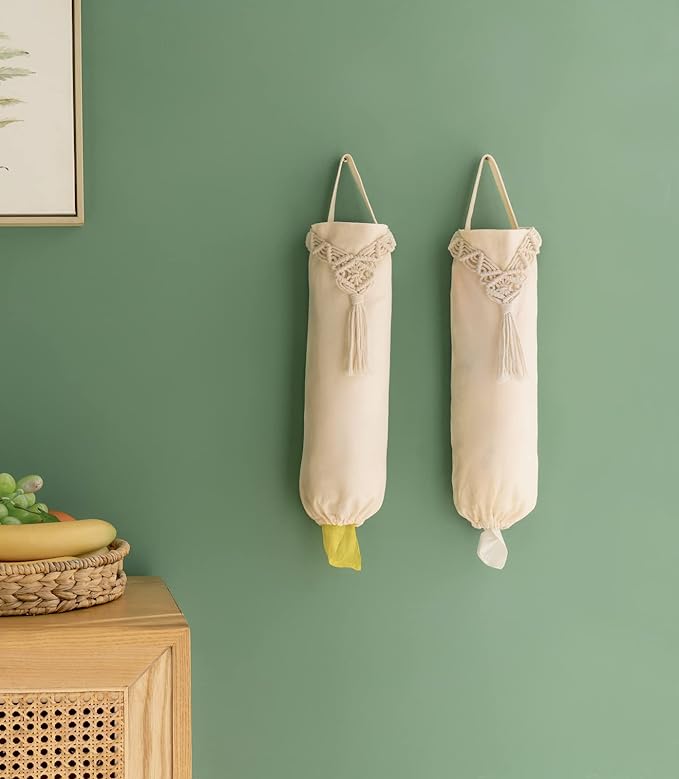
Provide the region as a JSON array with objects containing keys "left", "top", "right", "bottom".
[
  {"left": 347, "top": 293, "right": 368, "bottom": 375},
  {"left": 498, "top": 304, "right": 526, "bottom": 382}
]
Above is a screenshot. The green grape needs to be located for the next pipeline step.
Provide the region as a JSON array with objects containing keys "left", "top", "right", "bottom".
[
  {"left": 17, "top": 475, "right": 43, "bottom": 493},
  {"left": 34, "top": 502, "right": 48, "bottom": 513},
  {"left": 0, "top": 516, "right": 21, "bottom": 525},
  {"left": 8, "top": 506, "right": 31, "bottom": 521},
  {"left": 0, "top": 473, "right": 16, "bottom": 498},
  {"left": 23, "top": 493, "right": 36, "bottom": 507},
  {"left": 12, "top": 494, "right": 29, "bottom": 509},
  {"left": 0, "top": 503, "right": 7, "bottom": 520}
]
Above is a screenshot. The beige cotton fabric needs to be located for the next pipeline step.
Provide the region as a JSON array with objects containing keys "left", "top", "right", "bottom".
[
  {"left": 300, "top": 154, "right": 395, "bottom": 568},
  {"left": 449, "top": 154, "right": 542, "bottom": 569}
]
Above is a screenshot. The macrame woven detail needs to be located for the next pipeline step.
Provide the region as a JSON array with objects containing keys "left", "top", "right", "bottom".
[
  {"left": 305, "top": 228, "right": 395, "bottom": 375},
  {"left": 305, "top": 229, "right": 396, "bottom": 297},
  {"left": 449, "top": 227, "right": 541, "bottom": 305},
  {"left": 449, "top": 227, "right": 541, "bottom": 382}
]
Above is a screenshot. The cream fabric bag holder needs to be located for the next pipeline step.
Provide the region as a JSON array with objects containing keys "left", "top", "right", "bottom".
[
  {"left": 449, "top": 154, "right": 542, "bottom": 569},
  {"left": 300, "top": 154, "right": 395, "bottom": 571}
]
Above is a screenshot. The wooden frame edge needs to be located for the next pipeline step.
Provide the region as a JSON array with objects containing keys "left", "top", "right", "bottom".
[{"left": 172, "top": 627, "right": 192, "bottom": 778}]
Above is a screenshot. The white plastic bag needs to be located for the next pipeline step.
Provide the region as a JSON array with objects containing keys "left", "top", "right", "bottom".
[
  {"left": 300, "top": 154, "right": 396, "bottom": 570},
  {"left": 449, "top": 154, "right": 542, "bottom": 569}
]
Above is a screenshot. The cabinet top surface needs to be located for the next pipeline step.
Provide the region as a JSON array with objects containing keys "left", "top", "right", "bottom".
[{"left": 0, "top": 576, "right": 187, "bottom": 633}]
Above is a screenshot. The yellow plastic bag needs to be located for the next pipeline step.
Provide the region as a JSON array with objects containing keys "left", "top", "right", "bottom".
[{"left": 322, "top": 526, "right": 362, "bottom": 571}]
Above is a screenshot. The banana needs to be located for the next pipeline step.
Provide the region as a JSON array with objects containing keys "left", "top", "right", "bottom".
[
  {"left": 15, "top": 547, "right": 112, "bottom": 565},
  {"left": 0, "top": 519, "right": 116, "bottom": 562},
  {"left": 77, "top": 545, "right": 111, "bottom": 559}
]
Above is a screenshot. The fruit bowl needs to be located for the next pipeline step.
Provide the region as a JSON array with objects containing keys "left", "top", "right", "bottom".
[{"left": 0, "top": 538, "right": 130, "bottom": 617}]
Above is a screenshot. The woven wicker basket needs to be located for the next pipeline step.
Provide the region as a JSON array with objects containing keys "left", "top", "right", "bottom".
[{"left": 0, "top": 538, "right": 129, "bottom": 617}]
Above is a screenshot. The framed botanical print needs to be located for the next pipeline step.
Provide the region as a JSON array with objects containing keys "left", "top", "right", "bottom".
[{"left": 0, "top": 0, "right": 83, "bottom": 225}]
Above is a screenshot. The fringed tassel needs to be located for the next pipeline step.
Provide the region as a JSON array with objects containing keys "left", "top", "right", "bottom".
[
  {"left": 347, "top": 293, "right": 368, "bottom": 375},
  {"left": 498, "top": 304, "right": 526, "bottom": 382}
]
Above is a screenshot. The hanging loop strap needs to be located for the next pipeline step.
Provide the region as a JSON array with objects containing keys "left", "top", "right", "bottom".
[
  {"left": 327, "top": 153, "right": 378, "bottom": 224},
  {"left": 464, "top": 154, "right": 519, "bottom": 230}
]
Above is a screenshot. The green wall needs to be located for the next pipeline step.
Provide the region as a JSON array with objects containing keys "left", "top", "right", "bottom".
[{"left": 2, "top": 0, "right": 678, "bottom": 776}]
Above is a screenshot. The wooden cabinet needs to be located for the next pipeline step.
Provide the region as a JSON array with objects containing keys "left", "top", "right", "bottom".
[{"left": 0, "top": 577, "right": 191, "bottom": 779}]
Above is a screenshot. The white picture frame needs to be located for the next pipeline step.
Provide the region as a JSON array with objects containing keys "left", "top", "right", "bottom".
[{"left": 0, "top": 0, "right": 83, "bottom": 226}]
